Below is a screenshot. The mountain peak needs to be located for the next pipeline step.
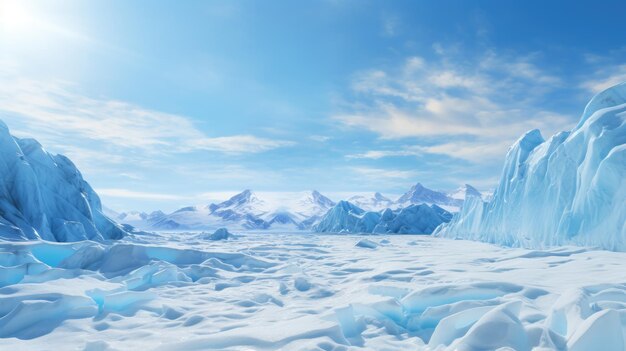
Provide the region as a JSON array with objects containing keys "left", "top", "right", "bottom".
[{"left": 310, "top": 190, "right": 335, "bottom": 208}]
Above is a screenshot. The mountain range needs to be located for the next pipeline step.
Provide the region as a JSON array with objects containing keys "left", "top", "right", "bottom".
[{"left": 113, "top": 183, "right": 485, "bottom": 231}]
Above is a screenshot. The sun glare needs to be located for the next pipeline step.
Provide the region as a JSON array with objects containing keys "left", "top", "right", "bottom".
[{"left": 0, "top": 0, "right": 40, "bottom": 34}]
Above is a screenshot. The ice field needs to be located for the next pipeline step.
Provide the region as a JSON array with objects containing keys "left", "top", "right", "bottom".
[{"left": 2, "top": 232, "right": 625, "bottom": 351}]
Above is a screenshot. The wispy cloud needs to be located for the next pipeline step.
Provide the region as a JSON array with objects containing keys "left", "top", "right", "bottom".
[
  {"left": 97, "top": 188, "right": 191, "bottom": 201},
  {"left": 309, "top": 135, "right": 331, "bottom": 142},
  {"left": 336, "top": 47, "right": 573, "bottom": 163},
  {"left": 0, "top": 72, "right": 293, "bottom": 156},
  {"left": 580, "top": 64, "right": 626, "bottom": 93},
  {"left": 351, "top": 166, "right": 418, "bottom": 180},
  {"left": 188, "top": 135, "right": 293, "bottom": 154}
]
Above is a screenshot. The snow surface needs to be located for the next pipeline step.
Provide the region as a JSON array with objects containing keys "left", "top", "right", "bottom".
[
  {"left": 1, "top": 232, "right": 626, "bottom": 350},
  {"left": 435, "top": 82, "right": 626, "bottom": 251},
  {"left": 0, "top": 120, "right": 126, "bottom": 242}
]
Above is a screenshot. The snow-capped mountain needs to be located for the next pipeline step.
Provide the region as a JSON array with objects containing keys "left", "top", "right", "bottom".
[
  {"left": 148, "top": 190, "right": 336, "bottom": 231},
  {"left": 396, "top": 182, "right": 480, "bottom": 211},
  {"left": 448, "top": 184, "right": 482, "bottom": 202},
  {"left": 0, "top": 120, "right": 127, "bottom": 242},
  {"left": 115, "top": 210, "right": 166, "bottom": 229},
  {"left": 347, "top": 192, "right": 394, "bottom": 211},
  {"left": 435, "top": 81, "right": 626, "bottom": 251},
  {"left": 313, "top": 200, "right": 451, "bottom": 234}
]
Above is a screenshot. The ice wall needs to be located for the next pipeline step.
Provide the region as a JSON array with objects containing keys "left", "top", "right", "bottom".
[{"left": 435, "top": 82, "right": 626, "bottom": 250}]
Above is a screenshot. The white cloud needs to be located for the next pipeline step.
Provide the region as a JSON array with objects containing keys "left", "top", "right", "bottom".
[
  {"left": 347, "top": 149, "right": 421, "bottom": 160},
  {"left": 309, "top": 135, "right": 331, "bottom": 142},
  {"left": 97, "top": 188, "right": 191, "bottom": 201},
  {"left": 188, "top": 135, "right": 293, "bottom": 154},
  {"left": 0, "top": 73, "right": 293, "bottom": 156},
  {"left": 351, "top": 166, "right": 418, "bottom": 180},
  {"left": 336, "top": 49, "right": 574, "bottom": 164},
  {"left": 581, "top": 64, "right": 626, "bottom": 93}
]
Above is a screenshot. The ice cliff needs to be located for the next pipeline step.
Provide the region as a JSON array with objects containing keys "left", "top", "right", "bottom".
[
  {"left": 0, "top": 120, "right": 126, "bottom": 242},
  {"left": 435, "top": 82, "right": 626, "bottom": 250}
]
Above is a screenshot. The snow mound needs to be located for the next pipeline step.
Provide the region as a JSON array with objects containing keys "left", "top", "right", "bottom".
[
  {"left": 0, "top": 120, "right": 126, "bottom": 242},
  {"left": 355, "top": 238, "right": 378, "bottom": 249},
  {"left": 435, "top": 82, "right": 626, "bottom": 251}
]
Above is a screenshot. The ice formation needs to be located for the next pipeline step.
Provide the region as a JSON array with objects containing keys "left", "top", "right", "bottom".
[
  {"left": 314, "top": 200, "right": 451, "bottom": 234},
  {"left": 203, "top": 228, "right": 232, "bottom": 241},
  {"left": 0, "top": 121, "right": 126, "bottom": 242},
  {"left": 435, "top": 82, "right": 626, "bottom": 250}
]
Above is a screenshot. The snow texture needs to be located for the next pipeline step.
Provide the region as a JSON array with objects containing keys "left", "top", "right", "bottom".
[
  {"left": 1, "top": 233, "right": 626, "bottom": 350},
  {"left": 0, "top": 120, "right": 126, "bottom": 242},
  {"left": 435, "top": 82, "right": 626, "bottom": 251}
]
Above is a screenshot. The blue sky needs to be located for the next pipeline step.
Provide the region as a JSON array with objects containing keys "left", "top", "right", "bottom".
[{"left": 1, "top": 0, "right": 625, "bottom": 212}]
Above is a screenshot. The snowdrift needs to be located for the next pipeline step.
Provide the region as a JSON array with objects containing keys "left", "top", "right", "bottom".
[
  {"left": 0, "top": 120, "right": 126, "bottom": 242},
  {"left": 435, "top": 82, "right": 626, "bottom": 251}
]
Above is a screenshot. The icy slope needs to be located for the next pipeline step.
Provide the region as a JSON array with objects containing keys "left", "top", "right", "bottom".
[
  {"left": 435, "top": 82, "right": 626, "bottom": 250},
  {"left": 314, "top": 201, "right": 451, "bottom": 234},
  {"left": 0, "top": 121, "right": 126, "bottom": 242}
]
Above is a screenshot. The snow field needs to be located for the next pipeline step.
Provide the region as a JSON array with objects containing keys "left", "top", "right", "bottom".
[{"left": 0, "top": 233, "right": 625, "bottom": 350}]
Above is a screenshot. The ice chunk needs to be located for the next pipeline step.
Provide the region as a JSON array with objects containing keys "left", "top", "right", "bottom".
[
  {"left": 355, "top": 239, "right": 378, "bottom": 249},
  {"left": 203, "top": 228, "right": 232, "bottom": 241}
]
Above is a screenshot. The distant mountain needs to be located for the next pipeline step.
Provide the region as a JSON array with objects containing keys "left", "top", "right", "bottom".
[
  {"left": 396, "top": 182, "right": 483, "bottom": 212},
  {"left": 313, "top": 200, "right": 451, "bottom": 234},
  {"left": 143, "top": 190, "right": 336, "bottom": 231},
  {"left": 114, "top": 184, "right": 485, "bottom": 232},
  {"left": 115, "top": 210, "right": 166, "bottom": 229},
  {"left": 448, "top": 184, "right": 482, "bottom": 201},
  {"left": 347, "top": 192, "right": 394, "bottom": 211}
]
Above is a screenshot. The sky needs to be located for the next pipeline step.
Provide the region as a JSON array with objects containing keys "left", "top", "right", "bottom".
[{"left": 1, "top": 0, "right": 625, "bottom": 212}]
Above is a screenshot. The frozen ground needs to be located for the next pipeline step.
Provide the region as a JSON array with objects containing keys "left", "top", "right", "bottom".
[{"left": 1, "top": 232, "right": 625, "bottom": 350}]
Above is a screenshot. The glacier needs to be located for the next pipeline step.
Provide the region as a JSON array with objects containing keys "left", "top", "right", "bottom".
[
  {"left": 0, "top": 121, "right": 126, "bottom": 242},
  {"left": 314, "top": 200, "right": 451, "bottom": 234},
  {"left": 435, "top": 82, "right": 626, "bottom": 251}
]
